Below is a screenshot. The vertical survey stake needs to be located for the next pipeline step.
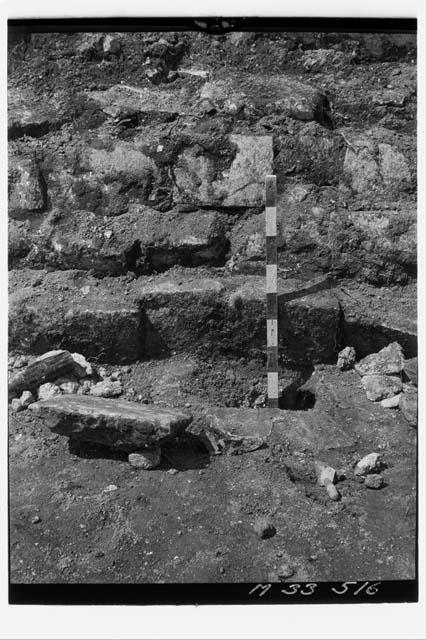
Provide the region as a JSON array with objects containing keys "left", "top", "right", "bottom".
[{"left": 265, "top": 175, "right": 279, "bottom": 409}]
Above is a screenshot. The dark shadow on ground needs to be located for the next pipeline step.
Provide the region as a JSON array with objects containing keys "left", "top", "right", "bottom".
[
  {"left": 162, "top": 434, "right": 211, "bottom": 471},
  {"left": 68, "top": 433, "right": 211, "bottom": 471}
]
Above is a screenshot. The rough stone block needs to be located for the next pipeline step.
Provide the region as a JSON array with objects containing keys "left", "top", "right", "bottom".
[
  {"left": 355, "top": 452, "right": 381, "bottom": 476},
  {"left": 173, "top": 135, "right": 273, "bottom": 207},
  {"left": 29, "top": 395, "right": 192, "bottom": 451},
  {"left": 355, "top": 342, "right": 405, "bottom": 377},
  {"left": 9, "top": 269, "right": 143, "bottom": 363},
  {"left": 9, "top": 350, "right": 75, "bottom": 394}
]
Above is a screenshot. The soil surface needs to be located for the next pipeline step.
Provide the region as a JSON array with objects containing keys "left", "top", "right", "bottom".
[{"left": 9, "top": 361, "right": 416, "bottom": 583}]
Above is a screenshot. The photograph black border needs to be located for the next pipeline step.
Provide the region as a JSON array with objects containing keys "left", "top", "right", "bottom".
[{"left": 7, "top": 15, "right": 418, "bottom": 607}]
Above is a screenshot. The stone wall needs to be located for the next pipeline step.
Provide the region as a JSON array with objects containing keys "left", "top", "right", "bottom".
[{"left": 9, "top": 30, "right": 416, "bottom": 285}]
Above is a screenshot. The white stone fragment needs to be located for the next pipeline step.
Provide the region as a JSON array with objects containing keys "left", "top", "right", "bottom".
[
  {"left": 38, "top": 382, "right": 62, "bottom": 400},
  {"left": 355, "top": 452, "right": 381, "bottom": 476},
  {"left": 128, "top": 448, "right": 161, "bottom": 470},
  {"left": 71, "top": 353, "right": 93, "bottom": 378},
  {"left": 20, "top": 390, "right": 35, "bottom": 408}
]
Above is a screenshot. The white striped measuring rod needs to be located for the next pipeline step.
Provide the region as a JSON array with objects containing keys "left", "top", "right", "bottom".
[{"left": 265, "top": 175, "right": 279, "bottom": 408}]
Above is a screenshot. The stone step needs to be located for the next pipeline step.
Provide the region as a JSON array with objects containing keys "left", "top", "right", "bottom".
[
  {"left": 136, "top": 273, "right": 340, "bottom": 363},
  {"left": 29, "top": 395, "right": 192, "bottom": 451},
  {"left": 9, "top": 269, "right": 341, "bottom": 365},
  {"left": 9, "top": 208, "right": 230, "bottom": 274},
  {"left": 9, "top": 269, "right": 143, "bottom": 363}
]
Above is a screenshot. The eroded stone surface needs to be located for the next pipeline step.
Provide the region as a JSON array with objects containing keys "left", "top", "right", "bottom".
[
  {"left": 355, "top": 342, "right": 405, "bottom": 377},
  {"left": 173, "top": 135, "right": 273, "bottom": 207},
  {"left": 199, "top": 74, "right": 330, "bottom": 123},
  {"left": 342, "top": 127, "right": 412, "bottom": 197},
  {"left": 9, "top": 350, "right": 75, "bottom": 394},
  {"left": 29, "top": 395, "right": 192, "bottom": 450},
  {"left": 8, "top": 157, "right": 45, "bottom": 216}
]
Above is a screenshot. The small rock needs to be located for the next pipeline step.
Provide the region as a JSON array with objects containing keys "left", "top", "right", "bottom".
[
  {"left": 110, "top": 370, "right": 121, "bottom": 381},
  {"left": 20, "top": 390, "right": 35, "bottom": 408},
  {"left": 38, "top": 382, "right": 62, "bottom": 400},
  {"left": 128, "top": 448, "right": 161, "bottom": 470},
  {"left": 315, "top": 460, "right": 337, "bottom": 486},
  {"left": 399, "top": 389, "right": 417, "bottom": 427},
  {"left": 219, "top": 567, "right": 226, "bottom": 574},
  {"left": 337, "top": 346, "right": 356, "bottom": 371},
  {"left": 253, "top": 517, "right": 276, "bottom": 539},
  {"left": 277, "top": 564, "right": 295, "bottom": 580},
  {"left": 103, "top": 484, "right": 118, "bottom": 493},
  {"left": 81, "top": 286, "right": 90, "bottom": 296},
  {"left": 199, "top": 429, "right": 222, "bottom": 455},
  {"left": 103, "top": 34, "right": 122, "bottom": 56},
  {"left": 361, "top": 374, "right": 402, "bottom": 401},
  {"left": 95, "top": 551, "right": 105, "bottom": 558},
  {"left": 355, "top": 342, "right": 404, "bottom": 377},
  {"left": 325, "top": 484, "right": 340, "bottom": 501},
  {"left": 90, "top": 379, "right": 123, "bottom": 398},
  {"left": 355, "top": 452, "right": 381, "bottom": 476},
  {"left": 31, "top": 515, "right": 41, "bottom": 524},
  {"left": 122, "top": 366, "right": 132, "bottom": 374},
  {"left": 98, "top": 367, "right": 107, "bottom": 379},
  {"left": 365, "top": 474, "right": 385, "bottom": 490},
  {"left": 253, "top": 394, "right": 266, "bottom": 408},
  {"left": 11, "top": 398, "right": 23, "bottom": 412},
  {"left": 380, "top": 394, "right": 401, "bottom": 409},
  {"left": 71, "top": 353, "right": 93, "bottom": 378},
  {"left": 168, "top": 468, "right": 179, "bottom": 475},
  {"left": 336, "top": 469, "right": 346, "bottom": 482}
]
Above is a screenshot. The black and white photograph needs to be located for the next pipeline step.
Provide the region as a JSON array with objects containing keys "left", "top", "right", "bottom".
[{"left": 5, "top": 11, "right": 420, "bottom": 617}]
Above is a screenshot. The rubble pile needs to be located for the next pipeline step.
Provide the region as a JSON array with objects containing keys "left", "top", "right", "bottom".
[
  {"left": 9, "top": 349, "right": 123, "bottom": 408},
  {"left": 336, "top": 342, "right": 417, "bottom": 427}
]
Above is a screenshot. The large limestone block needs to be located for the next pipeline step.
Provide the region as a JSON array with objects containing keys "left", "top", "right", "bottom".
[
  {"left": 88, "top": 83, "right": 195, "bottom": 119},
  {"left": 29, "top": 395, "right": 192, "bottom": 450},
  {"left": 174, "top": 135, "right": 273, "bottom": 207},
  {"left": 9, "top": 350, "right": 75, "bottom": 395},
  {"left": 342, "top": 127, "right": 413, "bottom": 197},
  {"left": 43, "top": 209, "right": 228, "bottom": 274},
  {"left": 199, "top": 74, "right": 330, "bottom": 123},
  {"left": 8, "top": 157, "right": 45, "bottom": 216}
]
